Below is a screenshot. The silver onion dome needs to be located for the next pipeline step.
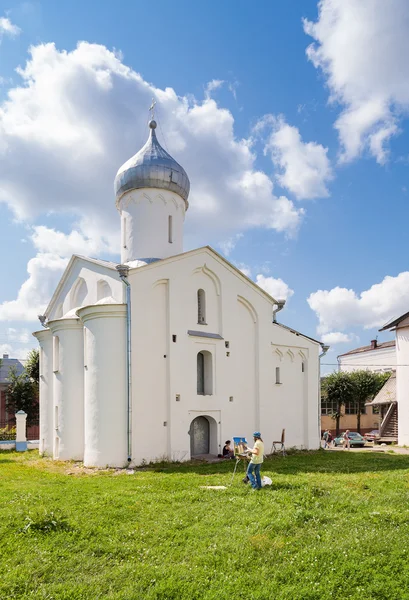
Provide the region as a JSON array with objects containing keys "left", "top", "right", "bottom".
[{"left": 114, "top": 120, "right": 190, "bottom": 207}]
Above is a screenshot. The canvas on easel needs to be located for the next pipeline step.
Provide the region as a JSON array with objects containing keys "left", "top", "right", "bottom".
[{"left": 233, "top": 437, "right": 248, "bottom": 456}]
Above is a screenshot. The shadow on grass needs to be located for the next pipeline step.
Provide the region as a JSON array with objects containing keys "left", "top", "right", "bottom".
[{"left": 141, "top": 451, "right": 409, "bottom": 477}]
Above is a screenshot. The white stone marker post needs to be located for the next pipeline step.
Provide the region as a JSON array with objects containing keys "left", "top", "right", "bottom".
[{"left": 15, "top": 410, "right": 27, "bottom": 452}]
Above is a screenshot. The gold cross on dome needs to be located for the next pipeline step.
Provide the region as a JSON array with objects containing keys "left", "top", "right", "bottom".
[{"left": 149, "top": 98, "right": 156, "bottom": 120}]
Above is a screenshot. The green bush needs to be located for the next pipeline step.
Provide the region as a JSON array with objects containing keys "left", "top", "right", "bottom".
[{"left": 0, "top": 426, "right": 16, "bottom": 440}]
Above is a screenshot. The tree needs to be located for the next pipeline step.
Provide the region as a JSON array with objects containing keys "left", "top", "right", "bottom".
[
  {"left": 349, "top": 370, "right": 390, "bottom": 433},
  {"left": 321, "top": 371, "right": 355, "bottom": 436},
  {"left": 25, "top": 349, "right": 39, "bottom": 384},
  {"left": 6, "top": 351, "right": 39, "bottom": 427}
]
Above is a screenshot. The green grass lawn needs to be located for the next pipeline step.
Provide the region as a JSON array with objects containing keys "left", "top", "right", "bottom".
[{"left": 2, "top": 450, "right": 409, "bottom": 600}]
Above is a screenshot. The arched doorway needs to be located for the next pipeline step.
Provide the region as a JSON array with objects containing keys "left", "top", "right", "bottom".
[{"left": 190, "top": 416, "right": 210, "bottom": 456}]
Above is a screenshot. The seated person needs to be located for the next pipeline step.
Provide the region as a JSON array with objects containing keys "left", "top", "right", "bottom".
[{"left": 222, "top": 440, "right": 234, "bottom": 458}]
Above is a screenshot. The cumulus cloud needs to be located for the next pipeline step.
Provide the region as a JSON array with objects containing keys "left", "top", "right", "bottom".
[
  {"left": 0, "top": 16, "right": 21, "bottom": 39},
  {"left": 30, "top": 225, "right": 115, "bottom": 258},
  {"left": 255, "top": 274, "right": 294, "bottom": 302},
  {"left": 308, "top": 271, "right": 409, "bottom": 335},
  {"left": 0, "top": 41, "right": 309, "bottom": 323},
  {"left": 0, "top": 42, "right": 303, "bottom": 240},
  {"left": 0, "top": 254, "right": 68, "bottom": 321},
  {"left": 260, "top": 115, "right": 333, "bottom": 199},
  {"left": 304, "top": 0, "right": 409, "bottom": 163},
  {"left": 320, "top": 331, "right": 356, "bottom": 345}
]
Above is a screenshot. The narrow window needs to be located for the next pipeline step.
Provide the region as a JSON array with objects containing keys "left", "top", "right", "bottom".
[
  {"left": 275, "top": 366, "right": 281, "bottom": 384},
  {"left": 168, "top": 215, "right": 173, "bottom": 243},
  {"left": 122, "top": 216, "right": 127, "bottom": 249},
  {"left": 176, "top": 394, "right": 181, "bottom": 402},
  {"left": 197, "top": 289, "right": 206, "bottom": 324},
  {"left": 53, "top": 336, "right": 60, "bottom": 373},
  {"left": 197, "top": 352, "right": 205, "bottom": 395},
  {"left": 302, "top": 362, "right": 305, "bottom": 373},
  {"left": 197, "top": 351, "right": 213, "bottom": 395}
]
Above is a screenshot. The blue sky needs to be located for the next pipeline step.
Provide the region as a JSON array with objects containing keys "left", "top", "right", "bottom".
[{"left": 0, "top": 0, "right": 408, "bottom": 372}]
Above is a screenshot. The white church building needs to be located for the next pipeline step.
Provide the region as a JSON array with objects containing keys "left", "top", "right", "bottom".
[{"left": 33, "top": 117, "right": 324, "bottom": 467}]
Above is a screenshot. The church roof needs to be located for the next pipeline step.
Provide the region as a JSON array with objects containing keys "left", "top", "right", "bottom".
[{"left": 114, "top": 120, "right": 190, "bottom": 207}]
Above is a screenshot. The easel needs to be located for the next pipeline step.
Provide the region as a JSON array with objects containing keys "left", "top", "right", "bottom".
[{"left": 230, "top": 453, "right": 249, "bottom": 485}]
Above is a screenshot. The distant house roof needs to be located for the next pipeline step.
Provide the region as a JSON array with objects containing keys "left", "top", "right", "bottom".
[
  {"left": 367, "top": 372, "right": 396, "bottom": 406},
  {"left": 338, "top": 340, "right": 395, "bottom": 358},
  {"left": 0, "top": 357, "right": 26, "bottom": 384},
  {"left": 379, "top": 311, "right": 409, "bottom": 332}
]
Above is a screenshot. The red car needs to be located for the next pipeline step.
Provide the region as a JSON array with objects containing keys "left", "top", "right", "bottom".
[{"left": 364, "top": 430, "right": 379, "bottom": 442}]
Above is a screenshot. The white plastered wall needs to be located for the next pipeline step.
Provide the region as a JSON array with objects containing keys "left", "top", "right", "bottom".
[
  {"left": 128, "top": 248, "right": 320, "bottom": 465},
  {"left": 118, "top": 188, "right": 186, "bottom": 263},
  {"left": 33, "top": 328, "right": 54, "bottom": 456},
  {"left": 48, "top": 318, "right": 84, "bottom": 461},
  {"left": 78, "top": 304, "right": 128, "bottom": 468},
  {"left": 396, "top": 319, "right": 409, "bottom": 445},
  {"left": 46, "top": 258, "right": 124, "bottom": 322}
]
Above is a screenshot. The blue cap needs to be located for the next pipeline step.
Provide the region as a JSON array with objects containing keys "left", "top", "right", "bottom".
[{"left": 253, "top": 431, "right": 261, "bottom": 438}]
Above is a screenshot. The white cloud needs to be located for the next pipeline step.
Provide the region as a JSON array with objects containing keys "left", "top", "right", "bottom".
[
  {"left": 0, "top": 253, "right": 68, "bottom": 321},
  {"left": 261, "top": 115, "right": 333, "bottom": 199},
  {"left": 0, "top": 16, "right": 21, "bottom": 39},
  {"left": 0, "top": 42, "right": 303, "bottom": 243},
  {"left": 218, "top": 233, "right": 243, "bottom": 257},
  {"left": 255, "top": 274, "right": 294, "bottom": 301},
  {"left": 304, "top": 0, "right": 409, "bottom": 164},
  {"left": 308, "top": 271, "right": 409, "bottom": 334},
  {"left": 5, "top": 327, "right": 32, "bottom": 344},
  {"left": 30, "top": 225, "right": 115, "bottom": 258},
  {"left": 0, "top": 42, "right": 309, "bottom": 324},
  {"left": 321, "top": 331, "right": 356, "bottom": 345},
  {"left": 205, "top": 79, "right": 224, "bottom": 99}
]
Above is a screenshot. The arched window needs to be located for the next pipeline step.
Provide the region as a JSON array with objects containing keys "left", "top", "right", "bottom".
[
  {"left": 71, "top": 277, "right": 88, "bottom": 309},
  {"left": 97, "top": 279, "right": 112, "bottom": 301},
  {"left": 197, "top": 350, "right": 213, "bottom": 395},
  {"left": 197, "top": 289, "right": 206, "bottom": 324}
]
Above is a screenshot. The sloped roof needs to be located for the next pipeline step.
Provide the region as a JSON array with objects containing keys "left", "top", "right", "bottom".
[
  {"left": 367, "top": 372, "right": 396, "bottom": 406},
  {"left": 379, "top": 311, "right": 409, "bottom": 332},
  {"left": 338, "top": 340, "right": 395, "bottom": 358},
  {"left": 0, "top": 358, "right": 26, "bottom": 384},
  {"left": 273, "top": 322, "right": 322, "bottom": 346}
]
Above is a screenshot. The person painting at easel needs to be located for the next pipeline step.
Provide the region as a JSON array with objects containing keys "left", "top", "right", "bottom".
[{"left": 246, "top": 432, "right": 264, "bottom": 491}]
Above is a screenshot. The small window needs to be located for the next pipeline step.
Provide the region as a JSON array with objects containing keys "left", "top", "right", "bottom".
[
  {"left": 122, "top": 216, "right": 127, "bottom": 249},
  {"left": 275, "top": 366, "right": 281, "bottom": 384},
  {"left": 197, "top": 350, "right": 213, "bottom": 395},
  {"left": 302, "top": 362, "right": 305, "bottom": 373},
  {"left": 172, "top": 335, "right": 177, "bottom": 343},
  {"left": 176, "top": 394, "right": 180, "bottom": 402},
  {"left": 53, "top": 336, "right": 60, "bottom": 373},
  {"left": 197, "top": 289, "right": 206, "bottom": 324},
  {"left": 225, "top": 341, "right": 230, "bottom": 348},
  {"left": 168, "top": 215, "right": 173, "bottom": 243}
]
